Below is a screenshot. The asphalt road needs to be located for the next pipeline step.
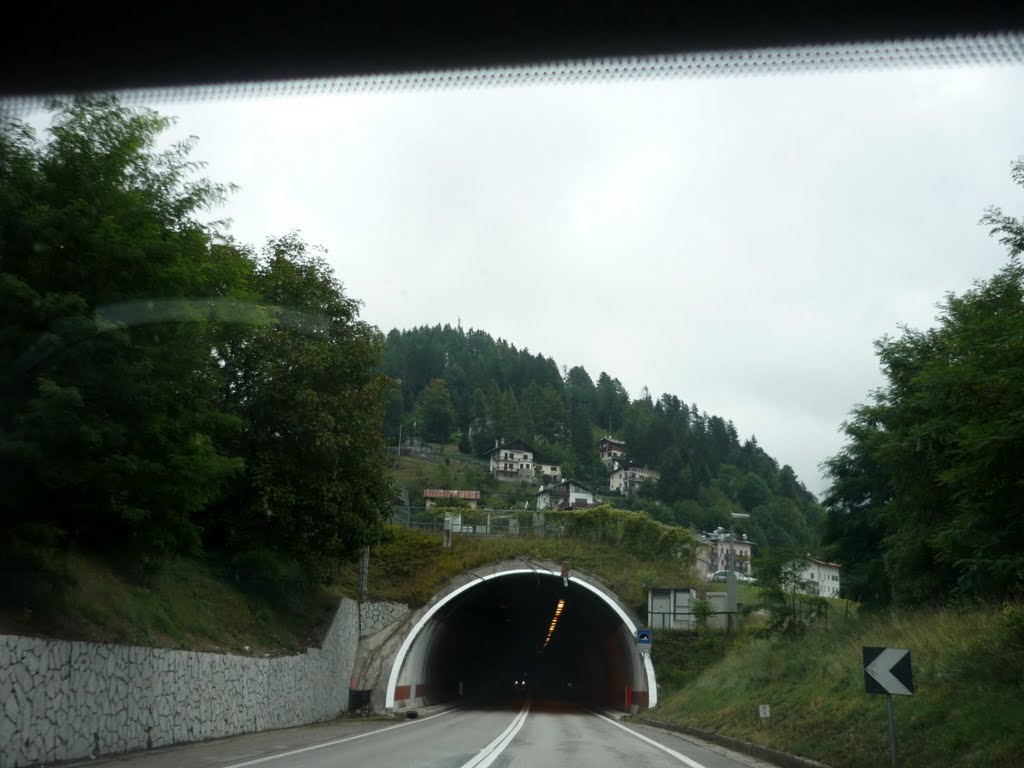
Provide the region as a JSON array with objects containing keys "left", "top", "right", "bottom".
[{"left": 84, "top": 702, "right": 782, "bottom": 768}]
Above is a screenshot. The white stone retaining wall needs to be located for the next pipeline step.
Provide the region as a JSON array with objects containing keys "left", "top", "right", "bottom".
[
  {"left": 0, "top": 598, "right": 360, "bottom": 768},
  {"left": 358, "top": 601, "right": 410, "bottom": 638}
]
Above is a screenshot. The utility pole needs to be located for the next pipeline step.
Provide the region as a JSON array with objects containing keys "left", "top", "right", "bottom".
[
  {"left": 729, "top": 512, "right": 750, "bottom": 573},
  {"left": 358, "top": 546, "right": 370, "bottom": 599},
  {"left": 726, "top": 512, "right": 750, "bottom": 625},
  {"left": 395, "top": 378, "right": 403, "bottom": 457}
]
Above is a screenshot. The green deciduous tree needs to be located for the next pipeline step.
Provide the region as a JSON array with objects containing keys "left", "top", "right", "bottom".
[
  {"left": 1, "top": 101, "right": 393, "bottom": 585},
  {"left": 824, "top": 160, "right": 1024, "bottom": 605},
  {"left": 209, "top": 234, "right": 394, "bottom": 581},
  {"left": 0, "top": 101, "right": 246, "bottom": 564}
]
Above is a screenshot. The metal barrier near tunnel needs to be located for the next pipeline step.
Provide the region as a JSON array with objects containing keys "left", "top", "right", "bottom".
[{"left": 383, "top": 563, "right": 657, "bottom": 712}]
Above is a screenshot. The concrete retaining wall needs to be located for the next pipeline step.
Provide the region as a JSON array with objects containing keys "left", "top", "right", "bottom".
[
  {"left": 0, "top": 598, "right": 360, "bottom": 768},
  {"left": 359, "top": 601, "right": 410, "bottom": 637},
  {"left": 351, "top": 601, "right": 411, "bottom": 711}
]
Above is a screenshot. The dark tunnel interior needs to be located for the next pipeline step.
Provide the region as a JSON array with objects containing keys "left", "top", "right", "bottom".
[{"left": 419, "top": 574, "right": 637, "bottom": 709}]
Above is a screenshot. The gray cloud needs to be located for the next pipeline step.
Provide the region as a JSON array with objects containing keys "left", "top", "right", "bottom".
[{"left": 152, "top": 64, "right": 1024, "bottom": 496}]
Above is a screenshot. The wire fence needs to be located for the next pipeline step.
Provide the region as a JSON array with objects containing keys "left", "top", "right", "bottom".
[
  {"left": 388, "top": 446, "right": 491, "bottom": 468},
  {"left": 391, "top": 507, "right": 561, "bottom": 537}
]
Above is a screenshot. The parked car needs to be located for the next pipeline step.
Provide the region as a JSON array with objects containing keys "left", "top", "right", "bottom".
[{"left": 709, "top": 570, "right": 757, "bottom": 585}]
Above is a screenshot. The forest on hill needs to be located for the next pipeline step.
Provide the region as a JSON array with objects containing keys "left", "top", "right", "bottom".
[{"left": 381, "top": 326, "right": 825, "bottom": 552}]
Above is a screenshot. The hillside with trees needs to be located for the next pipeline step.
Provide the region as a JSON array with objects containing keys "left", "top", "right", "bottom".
[
  {"left": 0, "top": 97, "right": 819, "bottom": 645},
  {"left": 381, "top": 326, "right": 825, "bottom": 551}
]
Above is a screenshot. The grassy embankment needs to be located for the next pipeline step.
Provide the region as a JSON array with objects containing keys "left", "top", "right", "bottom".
[
  {"left": 337, "top": 521, "right": 697, "bottom": 615},
  {"left": 643, "top": 603, "right": 1024, "bottom": 768},
  {"left": 0, "top": 551, "right": 343, "bottom": 655},
  {"left": 1, "top": 523, "right": 696, "bottom": 653}
]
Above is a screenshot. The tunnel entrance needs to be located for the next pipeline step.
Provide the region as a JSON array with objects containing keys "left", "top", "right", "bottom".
[{"left": 384, "top": 568, "right": 655, "bottom": 712}]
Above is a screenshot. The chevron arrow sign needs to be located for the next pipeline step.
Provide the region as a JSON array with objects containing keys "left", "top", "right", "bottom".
[{"left": 863, "top": 647, "right": 914, "bottom": 696}]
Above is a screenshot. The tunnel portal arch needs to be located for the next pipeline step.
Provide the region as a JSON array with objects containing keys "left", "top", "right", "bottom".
[{"left": 383, "top": 564, "right": 657, "bottom": 711}]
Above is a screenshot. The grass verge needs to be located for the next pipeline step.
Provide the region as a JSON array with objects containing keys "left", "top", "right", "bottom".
[
  {"left": 642, "top": 604, "right": 1024, "bottom": 767},
  {"left": 0, "top": 550, "right": 340, "bottom": 655}
]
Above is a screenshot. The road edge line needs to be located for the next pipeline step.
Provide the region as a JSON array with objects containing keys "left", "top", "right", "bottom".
[
  {"left": 221, "top": 707, "right": 459, "bottom": 768},
  {"left": 593, "top": 712, "right": 709, "bottom": 768},
  {"left": 633, "top": 718, "right": 834, "bottom": 768}
]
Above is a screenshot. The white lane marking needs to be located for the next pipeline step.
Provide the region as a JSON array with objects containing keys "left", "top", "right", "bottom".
[
  {"left": 458, "top": 700, "right": 531, "bottom": 768},
  {"left": 593, "top": 713, "right": 709, "bottom": 768},
  {"left": 221, "top": 708, "right": 458, "bottom": 768}
]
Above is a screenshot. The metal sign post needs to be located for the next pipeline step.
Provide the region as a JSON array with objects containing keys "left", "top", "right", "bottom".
[
  {"left": 358, "top": 546, "right": 370, "bottom": 598},
  {"left": 863, "top": 647, "right": 914, "bottom": 768},
  {"left": 886, "top": 694, "right": 897, "bottom": 767}
]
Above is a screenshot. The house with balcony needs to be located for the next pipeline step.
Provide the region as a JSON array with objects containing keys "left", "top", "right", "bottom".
[
  {"left": 598, "top": 436, "right": 626, "bottom": 467},
  {"left": 536, "top": 479, "right": 599, "bottom": 510},
  {"left": 484, "top": 439, "right": 561, "bottom": 483},
  {"left": 700, "top": 527, "right": 754, "bottom": 577},
  {"left": 609, "top": 463, "right": 659, "bottom": 497}
]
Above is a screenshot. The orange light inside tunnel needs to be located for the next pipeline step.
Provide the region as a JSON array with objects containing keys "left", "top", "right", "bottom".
[{"left": 543, "top": 598, "right": 567, "bottom": 648}]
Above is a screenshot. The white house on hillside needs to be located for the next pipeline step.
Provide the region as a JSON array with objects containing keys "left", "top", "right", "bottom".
[
  {"left": 535, "top": 460, "right": 562, "bottom": 482},
  {"left": 789, "top": 557, "right": 842, "bottom": 598},
  {"left": 536, "top": 479, "right": 598, "bottom": 510},
  {"left": 609, "top": 464, "right": 659, "bottom": 497},
  {"left": 484, "top": 440, "right": 561, "bottom": 483}
]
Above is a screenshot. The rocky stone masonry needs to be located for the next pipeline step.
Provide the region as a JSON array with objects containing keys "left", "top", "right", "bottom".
[
  {"left": 0, "top": 598, "right": 359, "bottom": 768},
  {"left": 358, "top": 601, "right": 410, "bottom": 637}
]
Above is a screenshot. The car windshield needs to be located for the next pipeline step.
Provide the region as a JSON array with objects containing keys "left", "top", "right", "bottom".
[{"left": 3, "top": 29, "right": 1024, "bottom": 768}]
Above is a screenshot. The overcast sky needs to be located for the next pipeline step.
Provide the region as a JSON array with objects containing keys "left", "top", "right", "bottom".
[{"left": 139, "top": 63, "right": 1024, "bottom": 497}]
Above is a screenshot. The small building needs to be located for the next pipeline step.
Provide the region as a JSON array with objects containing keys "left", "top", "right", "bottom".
[
  {"left": 700, "top": 528, "right": 754, "bottom": 577},
  {"left": 535, "top": 479, "right": 599, "bottom": 510},
  {"left": 423, "top": 489, "right": 481, "bottom": 510},
  {"left": 484, "top": 439, "right": 561, "bottom": 482},
  {"left": 609, "top": 464, "right": 659, "bottom": 496},
  {"left": 648, "top": 586, "right": 735, "bottom": 631},
  {"left": 535, "top": 461, "right": 562, "bottom": 482},
  {"left": 648, "top": 587, "right": 698, "bottom": 630},
  {"left": 598, "top": 436, "right": 626, "bottom": 467},
  {"left": 789, "top": 556, "right": 842, "bottom": 598}
]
